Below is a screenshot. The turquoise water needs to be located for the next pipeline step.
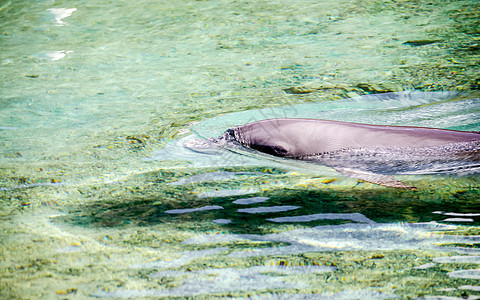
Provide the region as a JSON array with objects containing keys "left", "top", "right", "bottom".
[{"left": 1, "top": 0, "right": 480, "bottom": 299}]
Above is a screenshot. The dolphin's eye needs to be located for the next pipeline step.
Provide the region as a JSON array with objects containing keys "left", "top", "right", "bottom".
[
  {"left": 222, "top": 129, "right": 236, "bottom": 141},
  {"left": 272, "top": 146, "right": 288, "bottom": 156}
]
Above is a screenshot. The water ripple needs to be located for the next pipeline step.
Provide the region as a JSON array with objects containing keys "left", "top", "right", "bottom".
[
  {"left": 237, "top": 206, "right": 300, "bottom": 214},
  {"left": 233, "top": 196, "right": 270, "bottom": 205},
  {"left": 164, "top": 205, "right": 224, "bottom": 214},
  {"left": 267, "top": 212, "right": 375, "bottom": 224}
]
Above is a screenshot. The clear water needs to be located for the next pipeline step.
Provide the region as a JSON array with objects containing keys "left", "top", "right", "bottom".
[{"left": 1, "top": 0, "right": 480, "bottom": 299}]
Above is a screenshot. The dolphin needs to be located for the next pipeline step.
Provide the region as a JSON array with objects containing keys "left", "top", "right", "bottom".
[{"left": 207, "top": 118, "right": 480, "bottom": 190}]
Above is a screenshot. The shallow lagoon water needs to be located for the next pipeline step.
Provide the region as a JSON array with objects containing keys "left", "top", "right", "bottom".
[{"left": 1, "top": 0, "right": 480, "bottom": 299}]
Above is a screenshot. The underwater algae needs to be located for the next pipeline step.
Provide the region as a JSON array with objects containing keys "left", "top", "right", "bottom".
[
  {"left": 1, "top": 0, "right": 480, "bottom": 298},
  {"left": 2, "top": 164, "right": 479, "bottom": 298}
]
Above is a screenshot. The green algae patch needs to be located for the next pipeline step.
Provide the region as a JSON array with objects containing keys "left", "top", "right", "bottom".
[{"left": 1, "top": 0, "right": 480, "bottom": 298}]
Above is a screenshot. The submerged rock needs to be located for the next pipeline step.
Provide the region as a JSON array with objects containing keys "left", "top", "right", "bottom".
[
  {"left": 284, "top": 81, "right": 400, "bottom": 95},
  {"left": 355, "top": 83, "right": 397, "bottom": 93},
  {"left": 402, "top": 40, "right": 441, "bottom": 46},
  {"left": 283, "top": 81, "right": 347, "bottom": 94},
  {"left": 283, "top": 86, "right": 316, "bottom": 94}
]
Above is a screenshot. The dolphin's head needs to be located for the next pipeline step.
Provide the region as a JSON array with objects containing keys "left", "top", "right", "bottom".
[{"left": 223, "top": 123, "right": 293, "bottom": 157}]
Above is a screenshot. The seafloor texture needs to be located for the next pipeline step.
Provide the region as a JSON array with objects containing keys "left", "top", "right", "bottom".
[{"left": 1, "top": 0, "right": 480, "bottom": 299}]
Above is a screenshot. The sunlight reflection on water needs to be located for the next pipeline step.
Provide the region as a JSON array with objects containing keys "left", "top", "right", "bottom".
[
  {"left": 1, "top": 1, "right": 480, "bottom": 298},
  {"left": 47, "top": 8, "right": 76, "bottom": 26}
]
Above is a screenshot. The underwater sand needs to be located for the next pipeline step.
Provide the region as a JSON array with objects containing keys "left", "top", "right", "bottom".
[{"left": 1, "top": 0, "right": 480, "bottom": 298}]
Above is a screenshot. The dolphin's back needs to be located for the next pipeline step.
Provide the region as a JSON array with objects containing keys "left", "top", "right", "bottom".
[{"left": 230, "top": 118, "right": 480, "bottom": 157}]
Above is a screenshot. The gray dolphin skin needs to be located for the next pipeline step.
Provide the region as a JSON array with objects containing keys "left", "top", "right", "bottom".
[{"left": 213, "top": 118, "right": 480, "bottom": 190}]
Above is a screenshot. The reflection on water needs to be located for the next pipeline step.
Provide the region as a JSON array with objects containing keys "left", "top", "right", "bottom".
[
  {"left": 88, "top": 222, "right": 479, "bottom": 298},
  {"left": 40, "top": 50, "right": 74, "bottom": 61},
  {"left": 164, "top": 205, "right": 224, "bottom": 214},
  {"left": 190, "top": 91, "right": 480, "bottom": 138},
  {"left": 448, "top": 270, "right": 480, "bottom": 280},
  {"left": 1, "top": 0, "right": 480, "bottom": 298},
  {"left": 94, "top": 265, "right": 338, "bottom": 298},
  {"left": 197, "top": 188, "right": 259, "bottom": 199},
  {"left": 267, "top": 212, "right": 376, "bottom": 224},
  {"left": 233, "top": 196, "right": 270, "bottom": 205},
  {"left": 168, "top": 171, "right": 260, "bottom": 186},
  {"left": 182, "top": 223, "right": 468, "bottom": 254},
  {"left": 129, "top": 247, "right": 230, "bottom": 269},
  {"left": 47, "top": 8, "right": 76, "bottom": 26},
  {"left": 97, "top": 89, "right": 480, "bottom": 297},
  {"left": 237, "top": 205, "right": 300, "bottom": 214},
  {"left": 212, "top": 218, "right": 232, "bottom": 224}
]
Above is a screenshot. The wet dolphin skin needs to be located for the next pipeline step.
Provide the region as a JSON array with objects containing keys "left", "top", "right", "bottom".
[{"left": 215, "top": 118, "right": 480, "bottom": 189}]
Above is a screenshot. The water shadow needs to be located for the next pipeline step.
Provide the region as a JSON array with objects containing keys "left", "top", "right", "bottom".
[{"left": 51, "top": 166, "right": 480, "bottom": 234}]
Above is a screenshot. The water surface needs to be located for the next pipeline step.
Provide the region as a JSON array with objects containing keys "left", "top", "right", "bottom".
[{"left": 1, "top": 0, "right": 479, "bottom": 299}]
